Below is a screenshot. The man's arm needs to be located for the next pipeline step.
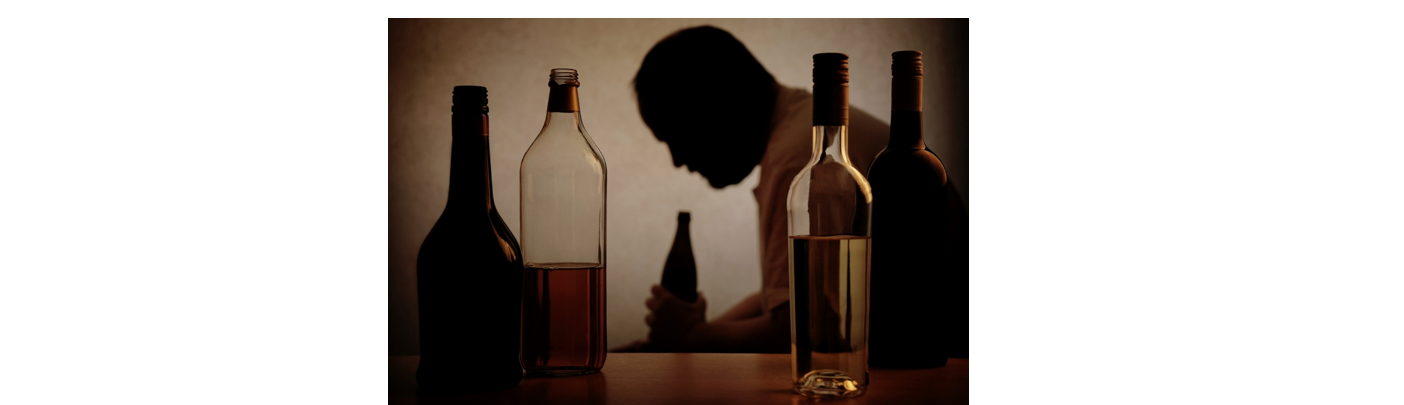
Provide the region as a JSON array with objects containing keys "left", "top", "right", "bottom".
[
  {"left": 645, "top": 286, "right": 790, "bottom": 353},
  {"left": 685, "top": 302, "right": 789, "bottom": 353},
  {"left": 714, "top": 291, "right": 764, "bottom": 322}
]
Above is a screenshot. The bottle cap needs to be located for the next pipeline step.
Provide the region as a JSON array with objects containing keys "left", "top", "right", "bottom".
[
  {"left": 812, "top": 53, "right": 850, "bottom": 84},
  {"left": 892, "top": 51, "right": 923, "bottom": 77},
  {"left": 678, "top": 211, "right": 691, "bottom": 222},
  {"left": 550, "top": 68, "right": 580, "bottom": 87},
  {"left": 891, "top": 51, "right": 923, "bottom": 112},
  {"left": 812, "top": 53, "right": 849, "bottom": 126},
  {"left": 452, "top": 86, "right": 488, "bottom": 114},
  {"left": 547, "top": 69, "right": 580, "bottom": 112}
]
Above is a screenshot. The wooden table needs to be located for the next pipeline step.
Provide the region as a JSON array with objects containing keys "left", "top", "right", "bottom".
[{"left": 390, "top": 354, "right": 968, "bottom": 404}]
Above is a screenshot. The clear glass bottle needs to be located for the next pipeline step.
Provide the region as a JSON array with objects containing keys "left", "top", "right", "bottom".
[
  {"left": 660, "top": 211, "right": 697, "bottom": 303},
  {"left": 867, "top": 50, "right": 953, "bottom": 369},
  {"left": 787, "top": 53, "right": 872, "bottom": 398},
  {"left": 519, "top": 68, "right": 608, "bottom": 377},
  {"left": 416, "top": 85, "right": 524, "bottom": 393}
]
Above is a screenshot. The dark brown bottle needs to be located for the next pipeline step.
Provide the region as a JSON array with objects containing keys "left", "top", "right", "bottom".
[
  {"left": 867, "top": 51, "right": 965, "bottom": 368},
  {"left": 660, "top": 211, "right": 698, "bottom": 303},
  {"left": 416, "top": 86, "right": 524, "bottom": 393}
]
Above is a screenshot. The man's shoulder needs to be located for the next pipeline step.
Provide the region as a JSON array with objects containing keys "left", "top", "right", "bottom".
[{"left": 776, "top": 85, "right": 812, "bottom": 109}]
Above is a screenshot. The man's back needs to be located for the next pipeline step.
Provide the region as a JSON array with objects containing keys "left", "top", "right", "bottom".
[{"left": 753, "top": 85, "right": 890, "bottom": 319}]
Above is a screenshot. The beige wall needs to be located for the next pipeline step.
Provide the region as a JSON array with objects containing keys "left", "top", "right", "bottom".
[{"left": 389, "top": 18, "right": 967, "bottom": 354}]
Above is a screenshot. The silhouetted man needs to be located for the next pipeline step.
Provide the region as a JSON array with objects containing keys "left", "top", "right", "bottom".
[{"left": 618, "top": 26, "right": 889, "bottom": 353}]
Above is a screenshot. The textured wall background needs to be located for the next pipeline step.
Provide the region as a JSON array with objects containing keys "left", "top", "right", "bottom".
[{"left": 389, "top": 18, "right": 967, "bottom": 354}]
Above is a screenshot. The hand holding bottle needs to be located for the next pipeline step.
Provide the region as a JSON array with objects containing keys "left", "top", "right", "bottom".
[
  {"left": 643, "top": 284, "right": 707, "bottom": 351},
  {"left": 660, "top": 211, "right": 698, "bottom": 303}
]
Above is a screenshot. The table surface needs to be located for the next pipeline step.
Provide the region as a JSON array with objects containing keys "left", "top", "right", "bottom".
[{"left": 390, "top": 354, "right": 967, "bottom": 405}]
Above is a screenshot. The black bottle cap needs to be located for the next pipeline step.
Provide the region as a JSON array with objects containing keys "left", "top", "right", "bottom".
[
  {"left": 812, "top": 53, "right": 849, "bottom": 126},
  {"left": 678, "top": 211, "right": 690, "bottom": 222},
  {"left": 452, "top": 86, "right": 488, "bottom": 114},
  {"left": 812, "top": 53, "right": 850, "bottom": 84}
]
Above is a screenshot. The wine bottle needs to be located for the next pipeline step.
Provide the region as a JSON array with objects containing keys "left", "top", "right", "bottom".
[
  {"left": 660, "top": 211, "right": 698, "bottom": 303},
  {"left": 519, "top": 68, "right": 608, "bottom": 377},
  {"left": 866, "top": 51, "right": 956, "bottom": 369},
  {"left": 415, "top": 85, "right": 524, "bottom": 393},
  {"left": 787, "top": 53, "right": 872, "bottom": 399}
]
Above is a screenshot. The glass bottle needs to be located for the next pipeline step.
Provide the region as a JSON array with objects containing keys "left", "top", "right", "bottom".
[
  {"left": 787, "top": 53, "right": 872, "bottom": 398},
  {"left": 519, "top": 68, "right": 608, "bottom": 377},
  {"left": 416, "top": 85, "right": 524, "bottom": 393},
  {"left": 867, "top": 50, "right": 953, "bottom": 369},
  {"left": 660, "top": 211, "right": 698, "bottom": 303}
]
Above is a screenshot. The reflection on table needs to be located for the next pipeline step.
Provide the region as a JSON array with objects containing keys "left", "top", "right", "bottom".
[{"left": 389, "top": 353, "right": 968, "bottom": 405}]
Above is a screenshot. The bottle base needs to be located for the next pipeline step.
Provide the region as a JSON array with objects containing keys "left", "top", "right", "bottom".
[
  {"left": 525, "top": 367, "right": 601, "bottom": 377},
  {"left": 794, "top": 369, "right": 866, "bottom": 398}
]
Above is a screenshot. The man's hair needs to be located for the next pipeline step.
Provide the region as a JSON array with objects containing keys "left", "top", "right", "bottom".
[{"left": 633, "top": 26, "right": 778, "bottom": 142}]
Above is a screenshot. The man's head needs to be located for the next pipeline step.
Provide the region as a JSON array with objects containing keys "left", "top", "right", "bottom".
[{"left": 634, "top": 26, "right": 778, "bottom": 189}]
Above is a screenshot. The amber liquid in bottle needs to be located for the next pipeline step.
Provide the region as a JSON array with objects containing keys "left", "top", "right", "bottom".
[
  {"left": 519, "top": 68, "right": 608, "bottom": 376},
  {"left": 521, "top": 264, "right": 607, "bottom": 373}
]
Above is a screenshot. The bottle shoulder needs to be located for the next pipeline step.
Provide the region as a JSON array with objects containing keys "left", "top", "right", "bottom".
[
  {"left": 418, "top": 210, "right": 523, "bottom": 266},
  {"left": 520, "top": 125, "right": 606, "bottom": 171},
  {"left": 868, "top": 147, "right": 947, "bottom": 186},
  {"left": 526, "top": 113, "right": 604, "bottom": 151}
]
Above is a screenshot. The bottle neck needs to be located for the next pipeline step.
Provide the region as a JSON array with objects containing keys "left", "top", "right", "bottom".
[
  {"left": 543, "top": 81, "right": 583, "bottom": 132},
  {"left": 810, "top": 124, "right": 853, "bottom": 166},
  {"left": 447, "top": 112, "right": 495, "bottom": 212},
  {"left": 812, "top": 53, "right": 850, "bottom": 164},
  {"left": 547, "top": 83, "right": 579, "bottom": 113},
  {"left": 675, "top": 220, "right": 691, "bottom": 241},
  {"left": 890, "top": 73, "right": 925, "bottom": 149},
  {"left": 888, "top": 111, "right": 925, "bottom": 149}
]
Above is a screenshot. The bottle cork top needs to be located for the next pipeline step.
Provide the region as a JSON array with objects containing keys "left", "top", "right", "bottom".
[
  {"left": 892, "top": 51, "right": 923, "bottom": 77},
  {"left": 812, "top": 53, "right": 849, "bottom": 126},
  {"left": 812, "top": 53, "right": 849, "bottom": 84},
  {"left": 452, "top": 85, "right": 487, "bottom": 114}
]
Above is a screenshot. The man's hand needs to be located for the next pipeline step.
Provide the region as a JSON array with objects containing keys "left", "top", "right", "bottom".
[{"left": 644, "top": 284, "right": 707, "bottom": 351}]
